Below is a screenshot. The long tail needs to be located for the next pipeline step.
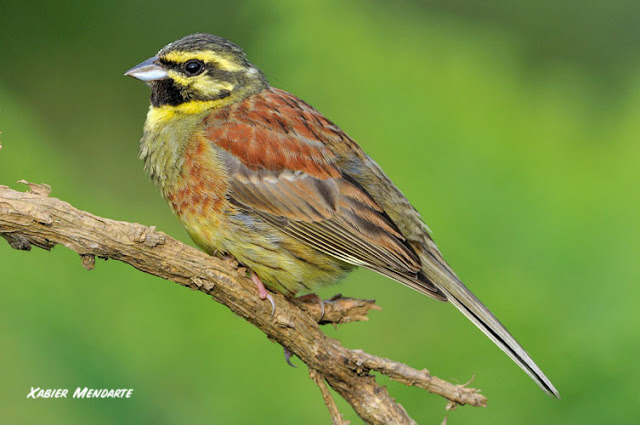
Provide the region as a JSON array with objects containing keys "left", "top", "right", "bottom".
[{"left": 418, "top": 250, "right": 559, "bottom": 398}]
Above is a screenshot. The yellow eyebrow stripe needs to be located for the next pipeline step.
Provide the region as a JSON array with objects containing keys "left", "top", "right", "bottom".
[{"left": 162, "top": 51, "right": 244, "bottom": 72}]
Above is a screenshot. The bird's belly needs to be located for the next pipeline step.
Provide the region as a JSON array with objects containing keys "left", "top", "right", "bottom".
[
  {"left": 229, "top": 217, "right": 356, "bottom": 295},
  {"left": 181, "top": 207, "right": 354, "bottom": 296}
]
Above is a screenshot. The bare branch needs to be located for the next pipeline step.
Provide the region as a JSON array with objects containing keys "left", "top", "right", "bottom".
[
  {"left": 296, "top": 294, "right": 382, "bottom": 325},
  {"left": 0, "top": 182, "right": 487, "bottom": 424},
  {"left": 347, "top": 350, "right": 486, "bottom": 407},
  {"left": 310, "top": 369, "right": 351, "bottom": 425}
]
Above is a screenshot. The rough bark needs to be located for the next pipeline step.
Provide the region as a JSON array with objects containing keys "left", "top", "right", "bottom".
[{"left": 0, "top": 182, "right": 487, "bottom": 424}]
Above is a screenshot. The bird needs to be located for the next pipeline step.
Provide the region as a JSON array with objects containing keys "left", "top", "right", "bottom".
[{"left": 125, "top": 33, "right": 558, "bottom": 397}]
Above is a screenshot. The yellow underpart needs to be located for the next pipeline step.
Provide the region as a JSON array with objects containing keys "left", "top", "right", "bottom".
[
  {"left": 163, "top": 50, "right": 244, "bottom": 72},
  {"left": 146, "top": 99, "right": 232, "bottom": 126}
]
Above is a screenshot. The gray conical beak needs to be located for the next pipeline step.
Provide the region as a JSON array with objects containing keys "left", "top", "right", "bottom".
[{"left": 124, "top": 56, "right": 168, "bottom": 82}]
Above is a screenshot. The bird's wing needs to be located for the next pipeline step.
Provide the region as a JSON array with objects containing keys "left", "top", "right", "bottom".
[
  {"left": 203, "top": 92, "right": 445, "bottom": 300},
  {"left": 205, "top": 87, "right": 558, "bottom": 397}
]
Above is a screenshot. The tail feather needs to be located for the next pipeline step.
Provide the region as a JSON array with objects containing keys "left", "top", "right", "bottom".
[{"left": 419, "top": 251, "right": 559, "bottom": 398}]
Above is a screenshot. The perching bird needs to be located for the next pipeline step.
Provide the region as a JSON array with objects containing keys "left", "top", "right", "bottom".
[{"left": 126, "top": 33, "right": 558, "bottom": 397}]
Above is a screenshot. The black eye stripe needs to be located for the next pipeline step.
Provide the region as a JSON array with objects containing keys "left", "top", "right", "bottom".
[
  {"left": 157, "top": 57, "right": 239, "bottom": 84},
  {"left": 158, "top": 58, "right": 179, "bottom": 68},
  {"left": 158, "top": 58, "right": 208, "bottom": 76}
]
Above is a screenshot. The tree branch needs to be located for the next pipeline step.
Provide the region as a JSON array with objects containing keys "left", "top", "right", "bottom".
[
  {"left": 310, "top": 369, "right": 351, "bottom": 425},
  {"left": 0, "top": 182, "right": 487, "bottom": 424}
]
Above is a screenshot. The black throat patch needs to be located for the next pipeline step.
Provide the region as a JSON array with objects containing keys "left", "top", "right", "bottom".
[
  {"left": 150, "top": 79, "right": 187, "bottom": 107},
  {"left": 149, "top": 77, "right": 233, "bottom": 107}
]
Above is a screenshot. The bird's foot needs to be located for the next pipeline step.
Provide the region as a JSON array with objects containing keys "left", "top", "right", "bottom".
[
  {"left": 283, "top": 346, "right": 297, "bottom": 368},
  {"left": 250, "top": 270, "right": 275, "bottom": 317},
  {"left": 296, "top": 293, "right": 325, "bottom": 322}
]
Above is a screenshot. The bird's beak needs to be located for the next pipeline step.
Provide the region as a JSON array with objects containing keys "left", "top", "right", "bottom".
[{"left": 124, "top": 56, "right": 168, "bottom": 82}]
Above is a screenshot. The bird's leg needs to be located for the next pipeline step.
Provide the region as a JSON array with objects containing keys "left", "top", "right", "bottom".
[
  {"left": 296, "top": 293, "right": 325, "bottom": 322},
  {"left": 250, "top": 270, "right": 275, "bottom": 317}
]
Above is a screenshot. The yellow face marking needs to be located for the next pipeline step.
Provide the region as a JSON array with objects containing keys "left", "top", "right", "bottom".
[
  {"left": 166, "top": 69, "right": 235, "bottom": 99},
  {"left": 162, "top": 50, "right": 244, "bottom": 72},
  {"left": 145, "top": 98, "right": 234, "bottom": 127}
]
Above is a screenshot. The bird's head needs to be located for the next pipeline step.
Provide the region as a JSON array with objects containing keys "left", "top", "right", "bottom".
[{"left": 125, "top": 33, "right": 268, "bottom": 112}]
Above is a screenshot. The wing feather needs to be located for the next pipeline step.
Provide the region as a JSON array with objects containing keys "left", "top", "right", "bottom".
[
  {"left": 201, "top": 87, "right": 557, "bottom": 395},
  {"left": 222, "top": 152, "right": 444, "bottom": 299},
  {"left": 203, "top": 88, "right": 445, "bottom": 299}
]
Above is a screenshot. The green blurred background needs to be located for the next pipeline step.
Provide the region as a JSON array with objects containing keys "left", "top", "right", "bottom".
[{"left": 1, "top": 0, "right": 638, "bottom": 423}]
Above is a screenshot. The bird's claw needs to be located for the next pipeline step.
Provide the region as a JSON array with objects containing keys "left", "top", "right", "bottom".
[
  {"left": 283, "top": 346, "right": 297, "bottom": 368},
  {"left": 264, "top": 293, "right": 275, "bottom": 318},
  {"left": 251, "top": 270, "right": 275, "bottom": 317}
]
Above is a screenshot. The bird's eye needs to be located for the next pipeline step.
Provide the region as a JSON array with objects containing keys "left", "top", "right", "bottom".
[{"left": 184, "top": 60, "right": 205, "bottom": 76}]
